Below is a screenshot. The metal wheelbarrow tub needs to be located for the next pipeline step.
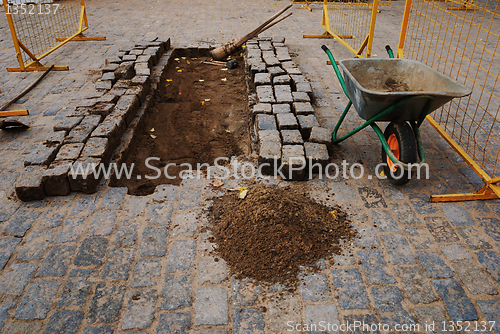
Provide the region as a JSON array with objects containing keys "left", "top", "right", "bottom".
[{"left": 338, "top": 58, "right": 472, "bottom": 122}]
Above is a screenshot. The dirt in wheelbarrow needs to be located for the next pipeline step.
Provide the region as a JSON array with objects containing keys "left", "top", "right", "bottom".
[
  {"left": 207, "top": 184, "right": 357, "bottom": 290},
  {"left": 110, "top": 50, "right": 251, "bottom": 195}
]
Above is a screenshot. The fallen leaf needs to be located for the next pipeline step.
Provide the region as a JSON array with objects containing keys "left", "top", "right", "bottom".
[
  {"left": 252, "top": 154, "right": 259, "bottom": 159},
  {"left": 165, "top": 83, "right": 170, "bottom": 87},
  {"left": 199, "top": 79, "right": 204, "bottom": 82},
  {"left": 166, "top": 79, "right": 173, "bottom": 82},
  {"left": 150, "top": 128, "right": 155, "bottom": 132},
  {"left": 175, "top": 66, "right": 179, "bottom": 69},
  {"left": 329, "top": 210, "right": 337, "bottom": 219},
  {"left": 221, "top": 78, "right": 227, "bottom": 82},
  {"left": 182, "top": 57, "right": 186, "bottom": 59},
  {"left": 212, "top": 179, "right": 224, "bottom": 187},
  {"left": 225, "top": 129, "right": 231, "bottom": 133},
  {"left": 239, "top": 187, "right": 249, "bottom": 199},
  {"left": 187, "top": 60, "right": 191, "bottom": 64},
  {"left": 221, "top": 68, "right": 228, "bottom": 71},
  {"left": 177, "top": 69, "right": 182, "bottom": 72},
  {"left": 150, "top": 134, "right": 157, "bottom": 139},
  {"left": 201, "top": 101, "right": 205, "bottom": 106},
  {"left": 204, "top": 99, "right": 210, "bottom": 102},
  {"left": 380, "top": 170, "right": 386, "bottom": 177},
  {"left": 174, "top": 58, "right": 180, "bottom": 61}
]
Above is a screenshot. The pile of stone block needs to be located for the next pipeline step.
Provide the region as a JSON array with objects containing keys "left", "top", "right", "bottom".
[
  {"left": 15, "top": 39, "right": 171, "bottom": 201},
  {"left": 248, "top": 37, "right": 333, "bottom": 180}
]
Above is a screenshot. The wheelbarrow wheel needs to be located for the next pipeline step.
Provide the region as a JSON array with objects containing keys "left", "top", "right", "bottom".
[{"left": 381, "top": 121, "right": 418, "bottom": 185}]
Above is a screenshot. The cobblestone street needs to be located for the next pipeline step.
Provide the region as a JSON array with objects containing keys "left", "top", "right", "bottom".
[{"left": 0, "top": 0, "right": 499, "bottom": 333}]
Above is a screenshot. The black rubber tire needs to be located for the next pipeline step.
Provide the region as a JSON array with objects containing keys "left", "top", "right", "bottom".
[{"left": 381, "top": 121, "right": 418, "bottom": 185}]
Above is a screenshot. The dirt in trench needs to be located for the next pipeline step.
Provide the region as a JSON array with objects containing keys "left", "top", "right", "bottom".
[
  {"left": 110, "top": 50, "right": 251, "bottom": 195},
  {"left": 207, "top": 184, "right": 356, "bottom": 290}
]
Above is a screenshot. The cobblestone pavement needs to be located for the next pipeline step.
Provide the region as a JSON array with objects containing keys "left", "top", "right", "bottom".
[{"left": 0, "top": 0, "right": 500, "bottom": 333}]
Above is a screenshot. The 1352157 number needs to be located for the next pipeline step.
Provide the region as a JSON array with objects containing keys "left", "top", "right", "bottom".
[{"left": 442, "top": 321, "right": 496, "bottom": 332}]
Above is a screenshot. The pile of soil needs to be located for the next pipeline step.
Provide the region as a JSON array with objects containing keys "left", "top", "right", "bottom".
[
  {"left": 384, "top": 77, "right": 410, "bottom": 92},
  {"left": 111, "top": 51, "right": 250, "bottom": 195},
  {"left": 208, "top": 185, "right": 356, "bottom": 288}
]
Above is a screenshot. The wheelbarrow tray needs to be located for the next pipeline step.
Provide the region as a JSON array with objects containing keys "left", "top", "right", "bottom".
[{"left": 338, "top": 58, "right": 472, "bottom": 122}]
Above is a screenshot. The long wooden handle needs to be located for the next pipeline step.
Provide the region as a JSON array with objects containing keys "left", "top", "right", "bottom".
[
  {"left": 252, "top": 12, "right": 293, "bottom": 38},
  {"left": 234, "top": 4, "right": 292, "bottom": 47}
]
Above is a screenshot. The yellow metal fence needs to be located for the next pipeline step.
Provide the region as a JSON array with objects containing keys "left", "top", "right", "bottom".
[
  {"left": 398, "top": 0, "right": 499, "bottom": 202},
  {"left": 304, "top": 0, "right": 380, "bottom": 58},
  {"left": 3, "top": 0, "right": 105, "bottom": 72}
]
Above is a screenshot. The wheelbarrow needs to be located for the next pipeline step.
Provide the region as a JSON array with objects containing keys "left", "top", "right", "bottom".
[{"left": 321, "top": 45, "right": 472, "bottom": 185}]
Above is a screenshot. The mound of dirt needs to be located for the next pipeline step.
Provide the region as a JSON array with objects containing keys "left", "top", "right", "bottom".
[{"left": 207, "top": 184, "right": 356, "bottom": 288}]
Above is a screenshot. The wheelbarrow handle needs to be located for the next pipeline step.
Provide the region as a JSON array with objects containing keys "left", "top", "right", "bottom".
[
  {"left": 385, "top": 45, "right": 395, "bottom": 58},
  {"left": 321, "top": 45, "right": 350, "bottom": 99}
]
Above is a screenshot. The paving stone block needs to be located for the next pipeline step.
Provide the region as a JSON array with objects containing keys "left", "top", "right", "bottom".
[
  {"left": 101, "top": 247, "right": 134, "bottom": 280},
  {"left": 65, "top": 115, "right": 101, "bottom": 144},
  {"left": 101, "top": 71, "right": 116, "bottom": 83},
  {"left": 57, "top": 279, "right": 92, "bottom": 308},
  {"left": 392, "top": 202, "right": 421, "bottom": 224},
  {"left": 139, "top": 226, "right": 168, "bottom": 256},
  {"left": 276, "top": 113, "right": 298, "bottom": 130},
  {"left": 55, "top": 143, "right": 83, "bottom": 161},
  {"left": 296, "top": 81, "right": 312, "bottom": 93},
  {"left": 247, "top": 48, "right": 262, "bottom": 59},
  {"left": 88, "top": 283, "right": 126, "bottom": 323},
  {"left": 258, "top": 140, "right": 281, "bottom": 175},
  {"left": 15, "top": 166, "right": 46, "bottom": 201},
  {"left": 0, "top": 238, "right": 20, "bottom": 269},
  {"left": 299, "top": 273, "right": 331, "bottom": 302},
  {"left": 0, "top": 263, "right": 37, "bottom": 296},
  {"left": 281, "top": 145, "right": 306, "bottom": 180},
  {"left": 370, "top": 209, "right": 399, "bottom": 232},
  {"left": 43, "top": 311, "right": 83, "bottom": 334},
  {"left": 292, "top": 91, "right": 310, "bottom": 102},
  {"left": 256, "top": 85, "right": 275, "bottom": 103},
  {"left": 135, "top": 62, "right": 150, "bottom": 76},
  {"left": 272, "top": 104, "right": 291, "bottom": 114},
  {"left": 162, "top": 273, "right": 192, "bottom": 310},
  {"left": 122, "top": 54, "right": 137, "bottom": 62},
  {"left": 14, "top": 280, "right": 60, "bottom": 320},
  {"left": 91, "top": 113, "right": 126, "bottom": 147},
  {"left": 129, "top": 49, "right": 144, "bottom": 56},
  {"left": 53, "top": 116, "right": 83, "bottom": 132},
  {"left": 17, "top": 229, "right": 53, "bottom": 261},
  {"left": 453, "top": 260, "right": 497, "bottom": 294},
  {"left": 165, "top": 240, "right": 196, "bottom": 273},
  {"left": 199, "top": 256, "right": 227, "bottom": 284},
  {"left": 113, "top": 220, "right": 138, "bottom": 247},
  {"left": 71, "top": 194, "right": 99, "bottom": 217},
  {"left": 37, "top": 244, "right": 75, "bottom": 277},
  {"left": 293, "top": 102, "right": 314, "bottom": 115},
  {"left": 410, "top": 194, "right": 439, "bottom": 214},
  {"left": 90, "top": 103, "right": 114, "bottom": 117},
  {"left": 305, "top": 304, "right": 339, "bottom": 333},
  {"left": 147, "top": 202, "right": 173, "bottom": 225},
  {"left": 114, "top": 94, "right": 140, "bottom": 125},
  {"left": 74, "top": 237, "right": 108, "bottom": 266},
  {"left": 114, "top": 61, "right": 135, "bottom": 80},
  {"left": 331, "top": 269, "right": 369, "bottom": 309},
  {"left": 476, "top": 250, "right": 500, "bottom": 280},
  {"left": 304, "top": 142, "right": 328, "bottom": 170},
  {"left": 131, "top": 75, "right": 151, "bottom": 88},
  {"left": 132, "top": 258, "right": 161, "bottom": 287},
  {"left": 359, "top": 187, "right": 387, "bottom": 209},
  {"left": 309, "top": 127, "right": 332, "bottom": 144},
  {"left": 68, "top": 157, "right": 101, "bottom": 193},
  {"left": 88, "top": 210, "right": 116, "bottom": 236},
  {"left": 267, "top": 65, "right": 285, "bottom": 77},
  {"left": 432, "top": 279, "right": 477, "bottom": 321},
  {"left": 381, "top": 234, "right": 416, "bottom": 265},
  {"left": 121, "top": 289, "right": 157, "bottom": 330},
  {"left": 281, "top": 129, "right": 304, "bottom": 145},
  {"left": 414, "top": 306, "right": 448, "bottom": 334},
  {"left": 258, "top": 41, "right": 273, "bottom": 50},
  {"left": 3, "top": 209, "right": 41, "bottom": 237},
  {"left": 99, "top": 187, "right": 127, "bottom": 210},
  {"left": 172, "top": 211, "right": 197, "bottom": 237},
  {"left": 274, "top": 85, "right": 293, "bottom": 103},
  {"left": 440, "top": 244, "right": 472, "bottom": 261},
  {"left": 24, "top": 131, "right": 65, "bottom": 165},
  {"left": 254, "top": 72, "right": 271, "bottom": 86},
  {"left": 276, "top": 51, "right": 292, "bottom": 62},
  {"left": 233, "top": 309, "right": 265, "bottom": 334},
  {"left": 102, "top": 63, "right": 119, "bottom": 73},
  {"left": 3, "top": 320, "right": 42, "bottom": 333},
  {"left": 441, "top": 203, "right": 474, "bottom": 226},
  {"left": 255, "top": 114, "right": 276, "bottom": 131},
  {"left": 357, "top": 248, "right": 396, "bottom": 284},
  {"left": 425, "top": 217, "right": 460, "bottom": 243},
  {"left": 273, "top": 75, "right": 291, "bottom": 85},
  {"left": 252, "top": 103, "right": 272, "bottom": 115},
  {"left": 477, "top": 300, "right": 500, "bottom": 329},
  {"left": 54, "top": 217, "right": 86, "bottom": 243},
  {"left": 157, "top": 313, "right": 190, "bottom": 334},
  {"left": 343, "top": 314, "right": 381, "bottom": 334},
  {"left": 250, "top": 61, "right": 266, "bottom": 74},
  {"left": 371, "top": 286, "right": 405, "bottom": 313},
  {"left": 95, "top": 80, "right": 112, "bottom": 91},
  {"left": 416, "top": 251, "right": 454, "bottom": 278},
  {"left": 81, "top": 137, "right": 110, "bottom": 162},
  {"left": 479, "top": 217, "right": 500, "bottom": 241},
  {"left": 297, "top": 114, "right": 320, "bottom": 140},
  {"left": 395, "top": 266, "right": 438, "bottom": 304},
  {"left": 144, "top": 46, "right": 160, "bottom": 61},
  {"left": 125, "top": 85, "right": 146, "bottom": 103},
  {"left": 41, "top": 160, "right": 72, "bottom": 196},
  {"left": 195, "top": 287, "right": 228, "bottom": 325},
  {"left": 380, "top": 311, "right": 416, "bottom": 333}
]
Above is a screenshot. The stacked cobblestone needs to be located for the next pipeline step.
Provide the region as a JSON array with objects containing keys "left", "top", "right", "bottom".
[
  {"left": 248, "top": 37, "right": 332, "bottom": 180},
  {"left": 15, "top": 39, "right": 171, "bottom": 201}
]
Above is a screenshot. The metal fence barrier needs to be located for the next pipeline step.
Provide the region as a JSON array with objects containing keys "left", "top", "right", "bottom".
[
  {"left": 2, "top": 0, "right": 105, "bottom": 72},
  {"left": 304, "top": 0, "right": 380, "bottom": 58},
  {"left": 398, "top": 0, "right": 499, "bottom": 202}
]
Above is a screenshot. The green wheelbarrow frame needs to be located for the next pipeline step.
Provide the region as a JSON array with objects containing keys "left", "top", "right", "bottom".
[{"left": 321, "top": 45, "right": 471, "bottom": 173}]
